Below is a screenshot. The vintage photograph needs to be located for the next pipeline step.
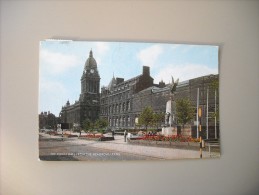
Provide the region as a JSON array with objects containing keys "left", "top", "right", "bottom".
[{"left": 39, "top": 40, "right": 220, "bottom": 161}]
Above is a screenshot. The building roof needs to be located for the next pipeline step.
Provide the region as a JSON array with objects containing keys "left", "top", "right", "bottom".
[{"left": 138, "top": 85, "right": 169, "bottom": 94}]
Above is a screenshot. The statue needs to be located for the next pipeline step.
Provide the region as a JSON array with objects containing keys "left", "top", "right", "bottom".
[
  {"left": 164, "top": 76, "right": 179, "bottom": 127},
  {"left": 165, "top": 112, "right": 171, "bottom": 126},
  {"left": 162, "top": 76, "right": 179, "bottom": 135},
  {"left": 170, "top": 76, "right": 179, "bottom": 96}
]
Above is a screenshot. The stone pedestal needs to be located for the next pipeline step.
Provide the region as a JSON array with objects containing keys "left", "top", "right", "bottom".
[
  {"left": 165, "top": 99, "right": 176, "bottom": 126},
  {"left": 162, "top": 127, "right": 177, "bottom": 136}
]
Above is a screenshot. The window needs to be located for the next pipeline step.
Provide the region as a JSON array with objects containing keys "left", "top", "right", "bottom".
[{"left": 128, "top": 117, "right": 130, "bottom": 126}]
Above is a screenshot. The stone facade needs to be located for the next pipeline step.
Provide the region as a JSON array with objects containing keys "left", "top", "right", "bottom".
[
  {"left": 175, "top": 74, "right": 219, "bottom": 126},
  {"left": 100, "top": 66, "right": 219, "bottom": 133},
  {"left": 100, "top": 66, "right": 154, "bottom": 130},
  {"left": 132, "top": 85, "right": 170, "bottom": 115}
]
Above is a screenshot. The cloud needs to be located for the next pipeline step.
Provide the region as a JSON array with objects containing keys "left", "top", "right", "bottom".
[
  {"left": 95, "top": 42, "right": 109, "bottom": 55},
  {"left": 137, "top": 45, "right": 163, "bottom": 67},
  {"left": 40, "top": 49, "right": 80, "bottom": 75},
  {"left": 154, "top": 64, "right": 218, "bottom": 84}
]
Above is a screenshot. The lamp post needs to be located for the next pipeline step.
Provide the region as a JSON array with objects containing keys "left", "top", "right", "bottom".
[
  {"left": 198, "top": 106, "right": 202, "bottom": 159},
  {"left": 196, "top": 88, "right": 199, "bottom": 139}
]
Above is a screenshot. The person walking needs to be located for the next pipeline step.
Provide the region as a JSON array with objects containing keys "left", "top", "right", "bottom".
[
  {"left": 112, "top": 130, "right": 114, "bottom": 137},
  {"left": 124, "top": 130, "right": 127, "bottom": 142}
]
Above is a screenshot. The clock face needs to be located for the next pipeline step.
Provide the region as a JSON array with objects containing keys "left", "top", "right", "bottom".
[{"left": 90, "top": 69, "right": 94, "bottom": 73}]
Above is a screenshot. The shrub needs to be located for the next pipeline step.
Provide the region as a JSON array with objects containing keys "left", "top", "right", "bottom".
[{"left": 140, "top": 135, "right": 199, "bottom": 142}]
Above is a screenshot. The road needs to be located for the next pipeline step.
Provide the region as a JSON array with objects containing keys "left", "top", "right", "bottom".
[{"left": 39, "top": 135, "right": 161, "bottom": 161}]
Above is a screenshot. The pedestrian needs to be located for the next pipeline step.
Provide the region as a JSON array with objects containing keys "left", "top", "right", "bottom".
[
  {"left": 124, "top": 130, "right": 127, "bottom": 142},
  {"left": 112, "top": 130, "right": 114, "bottom": 137}
]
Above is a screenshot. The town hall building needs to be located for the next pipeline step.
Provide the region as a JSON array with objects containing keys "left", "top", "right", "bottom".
[{"left": 60, "top": 50, "right": 100, "bottom": 127}]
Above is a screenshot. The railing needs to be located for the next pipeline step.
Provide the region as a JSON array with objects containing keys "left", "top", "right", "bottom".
[{"left": 204, "top": 139, "right": 220, "bottom": 157}]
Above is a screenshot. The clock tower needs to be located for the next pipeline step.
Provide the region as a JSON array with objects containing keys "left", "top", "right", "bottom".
[{"left": 80, "top": 50, "right": 100, "bottom": 123}]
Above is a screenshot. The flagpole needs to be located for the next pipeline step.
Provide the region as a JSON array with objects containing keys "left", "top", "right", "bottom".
[
  {"left": 215, "top": 89, "right": 217, "bottom": 139},
  {"left": 206, "top": 88, "right": 209, "bottom": 139},
  {"left": 197, "top": 88, "right": 199, "bottom": 139}
]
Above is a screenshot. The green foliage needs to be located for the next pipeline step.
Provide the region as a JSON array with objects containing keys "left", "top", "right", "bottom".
[
  {"left": 139, "top": 106, "right": 154, "bottom": 130},
  {"left": 95, "top": 118, "right": 108, "bottom": 133},
  {"left": 138, "top": 108, "right": 164, "bottom": 131},
  {"left": 82, "top": 118, "right": 92, "bottom": 132},
  {"left": 83, "top": 118, "right": 108, "bottom": 133},
  {"left": 152, "top": 112, "right": 164, "bottom": 130},
  {"left": 96, "top": 118, "right": 108, "bottom": 129},
  {"left": 45, "top": 113, "right": 57, "bottom": 129},
  {"left": 176, "top": 99, "right": 195, "bottom": 129}
]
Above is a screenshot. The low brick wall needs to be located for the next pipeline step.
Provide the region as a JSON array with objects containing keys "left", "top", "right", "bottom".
[
  {"left": 63, "top": 134, "right": 78, "bottom": 138},
  {"left": 99, "top": 137, "right": 114, "bottom": 141},
  {"left": 127, "top": 139, "right": 200, "bottom": 150},
  {"left": 79, "top": 137, "right": 100, "bottom": 141},
  {"left": 79, "top": 136, "right": 114, "bottom": 141}
]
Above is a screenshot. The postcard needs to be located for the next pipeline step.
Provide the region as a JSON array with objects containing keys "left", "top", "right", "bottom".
[{"left": 39, "top": 40, "right": 220, "bottom": 161}]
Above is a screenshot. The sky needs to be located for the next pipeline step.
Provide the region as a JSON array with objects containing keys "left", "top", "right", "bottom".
[{"left": 39, "top": 41, "right": 218, "bottom": 116}]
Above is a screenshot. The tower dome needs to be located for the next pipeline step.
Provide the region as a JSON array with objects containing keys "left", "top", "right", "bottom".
[{"left": 84, "top": 50, "right": 97, "bottom": 70}]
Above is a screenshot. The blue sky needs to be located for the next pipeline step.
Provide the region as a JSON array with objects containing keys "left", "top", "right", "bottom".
[{"left": 39, "top": 41, "right": 218, "bottom": 116}]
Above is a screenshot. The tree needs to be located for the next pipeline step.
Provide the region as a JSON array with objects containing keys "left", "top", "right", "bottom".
[
  {"left": 95, "top": 118, "right": 108, "bottom": 133},
  {"left": 82, "top": 119, "right": 92, "bottom": 132},
  {"left": 90, "top": 121, "right": 96, "bottom": 134},
  {"left": 45, "top": 113, "right": 57, "bottom": 130},
  {"left": 152, "top": 112, "right": 164, "bottom": 131},
  {"left": 176, "top": 99, "right": 195, "bottom": 130},
  {"left": 139, "top": 106, "right": 154, "bottom": 131}
]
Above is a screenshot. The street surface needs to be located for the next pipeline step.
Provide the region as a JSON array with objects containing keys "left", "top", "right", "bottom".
[
  {"left": 39, "top": 135, "right": 160, "bottom": 161},
  {"left": 39, "top": 133, "right": 219, "bottom": 161}
]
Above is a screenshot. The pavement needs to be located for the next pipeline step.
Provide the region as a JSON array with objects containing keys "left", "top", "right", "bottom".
[{"left": 39, "top": 133, "right": 219, "bottom": 160}]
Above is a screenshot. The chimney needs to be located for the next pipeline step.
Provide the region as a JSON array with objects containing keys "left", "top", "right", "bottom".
[
  {"left": 116, "top": 78, "right": 124, "bottom": 84},
  {"left": 143, "top": 66, "right": 150, "bottom": 76}
]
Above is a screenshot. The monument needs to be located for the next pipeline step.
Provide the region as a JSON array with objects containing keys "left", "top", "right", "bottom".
[{"left": 162, "top": 76, "right": 179, "bottom": 136}]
